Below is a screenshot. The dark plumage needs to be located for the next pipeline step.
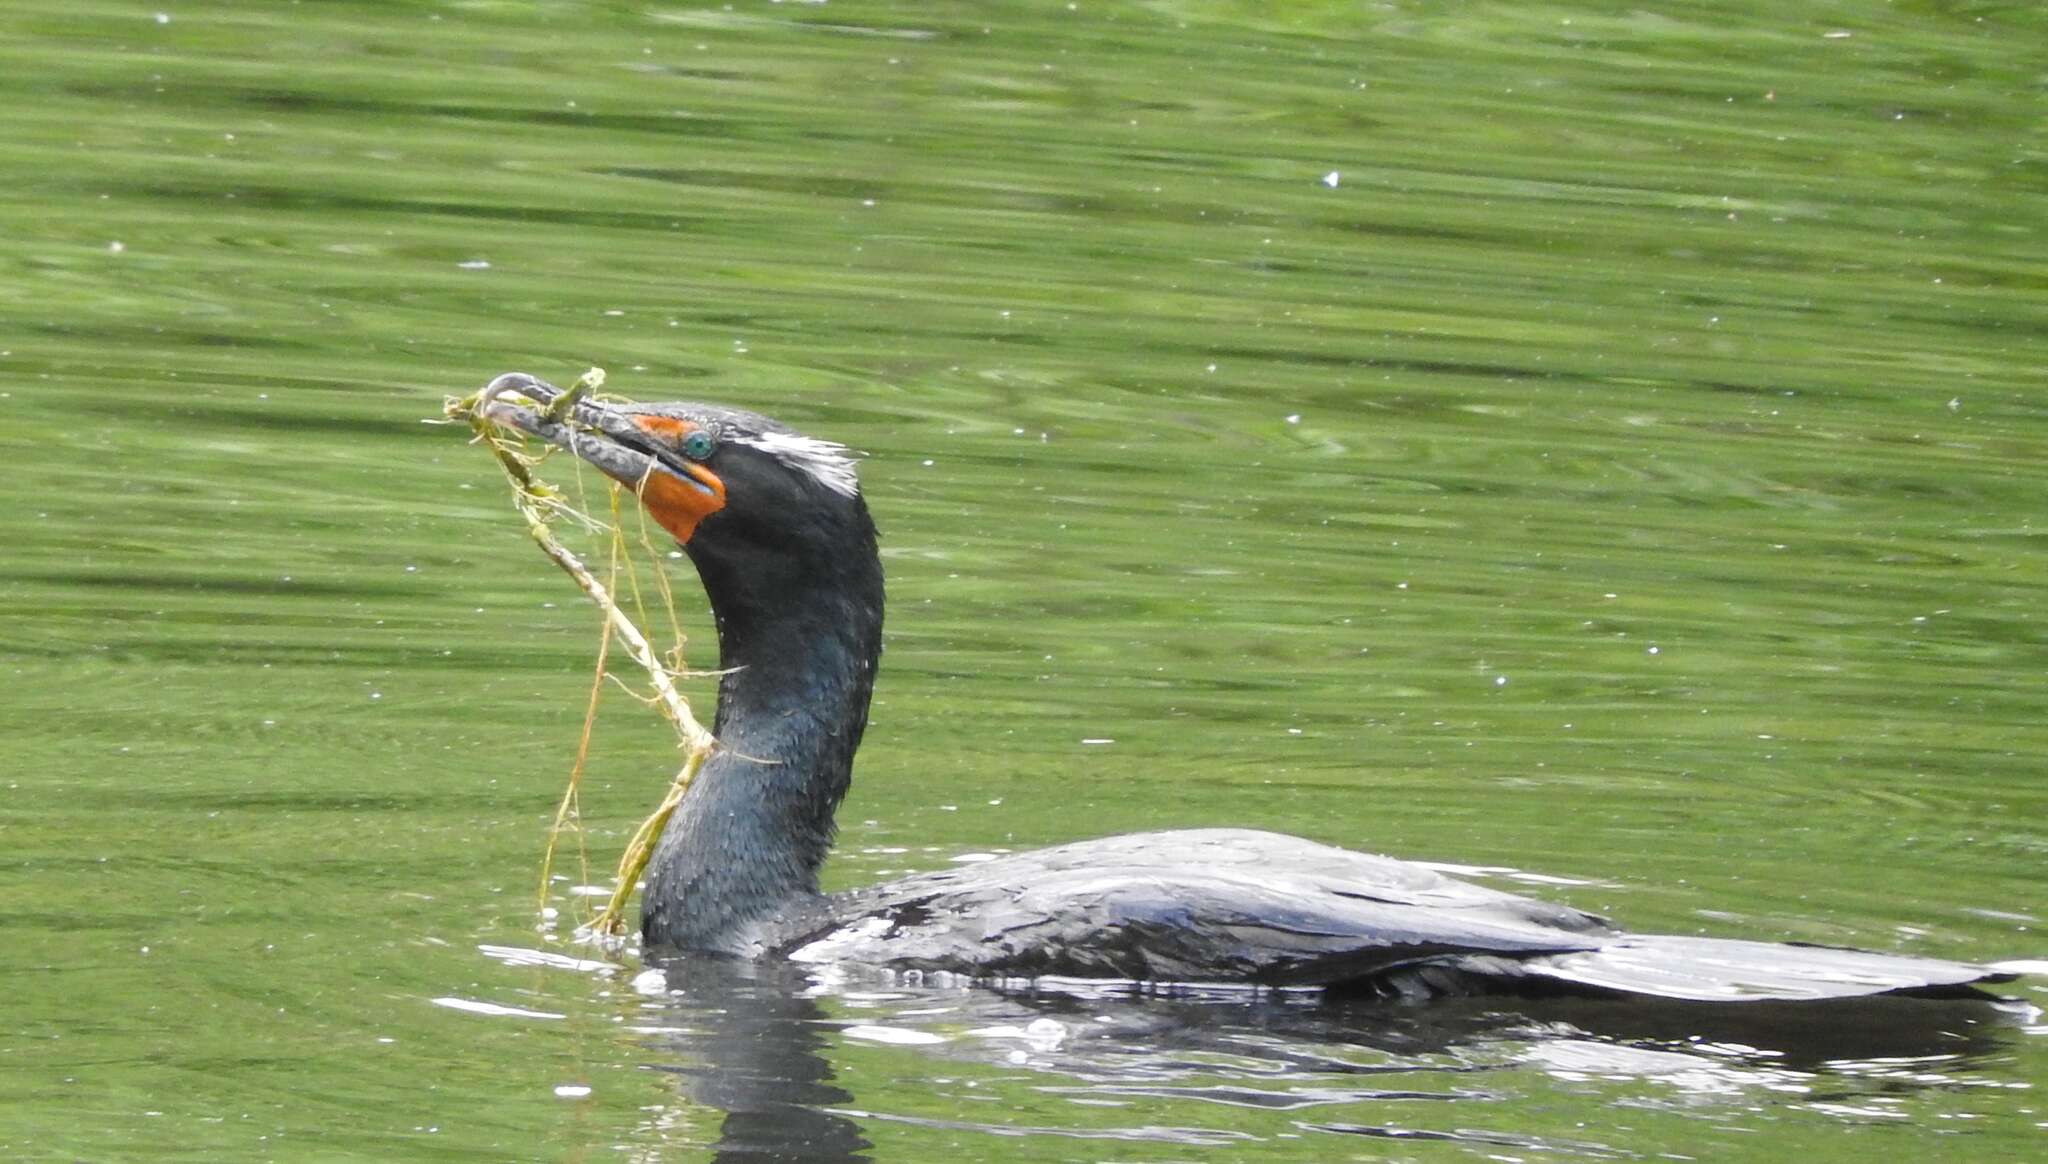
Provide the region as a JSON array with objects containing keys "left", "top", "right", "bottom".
[{"left": 480, "top": 373, "right": 2013, "bottom": 1002}]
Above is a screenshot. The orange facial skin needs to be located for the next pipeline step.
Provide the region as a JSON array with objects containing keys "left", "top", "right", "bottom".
[
  {"left": 637, "top": 461, "right": 726, "bottom": 542},
  {"left": 605, "top": 416, "right": 727, "bottom": 543},
  {"left": 631, "top": 415, "right": 695, "bottom": 442}
]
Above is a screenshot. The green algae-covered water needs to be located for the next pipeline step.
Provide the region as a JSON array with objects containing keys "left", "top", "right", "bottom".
[{"left": 3, "top": 2, "right": 2043, "bottom": 1159}]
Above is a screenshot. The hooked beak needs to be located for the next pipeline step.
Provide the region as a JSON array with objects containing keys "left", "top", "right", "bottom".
[
  {"left": 478, "top": 372, "right": 660, "bottom": 481},
  {"left": 476, "top": 372, "right": 726, "bottom": 542}
]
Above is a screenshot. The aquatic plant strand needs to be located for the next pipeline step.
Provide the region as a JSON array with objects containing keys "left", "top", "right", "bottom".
[{"left": 444, "top": 368, "right": 716, "bottom": 940}]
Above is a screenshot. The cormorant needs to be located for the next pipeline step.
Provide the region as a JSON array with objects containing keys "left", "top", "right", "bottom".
[{"left": 476, "top": 373, "right": 2012, "bottom": 1003}]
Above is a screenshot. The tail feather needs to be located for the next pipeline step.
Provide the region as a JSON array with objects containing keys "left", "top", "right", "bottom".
[{"left": 1509, "top": 934, "right": 2011, "bottom": 1001}]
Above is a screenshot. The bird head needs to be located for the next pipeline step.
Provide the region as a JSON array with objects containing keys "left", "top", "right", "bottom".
[{"left": 476, "top": 371, "right": 867, "bottom": 556}]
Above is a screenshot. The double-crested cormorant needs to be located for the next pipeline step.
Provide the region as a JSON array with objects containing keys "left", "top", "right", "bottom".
[{"left": 479, "top": 373, "right": 2013, "bottom": 1002}]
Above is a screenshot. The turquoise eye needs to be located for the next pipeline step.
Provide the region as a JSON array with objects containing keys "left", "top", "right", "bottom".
[{"left": 680, "top": 429, "right": 716, "bottom": 460}]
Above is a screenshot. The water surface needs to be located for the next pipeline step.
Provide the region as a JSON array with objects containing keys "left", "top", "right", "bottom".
[{"left": 2, "top": 2, "right": 2043, "bottom": 1160}]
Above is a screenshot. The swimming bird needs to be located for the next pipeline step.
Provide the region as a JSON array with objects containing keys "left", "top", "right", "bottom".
[{"left": 477, "top": 373, "right": 2012, "bottom": 1002}]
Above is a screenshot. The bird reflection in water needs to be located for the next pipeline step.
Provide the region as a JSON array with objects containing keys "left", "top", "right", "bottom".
[
  {"left": 628, "top": 955, "right": 2029, "bottom": 1160},
  {"left": 638, "top": 957, "right": 872, "bottom": 1163}
]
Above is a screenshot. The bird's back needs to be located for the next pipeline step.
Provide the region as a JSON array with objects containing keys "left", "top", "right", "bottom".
[
  {"left": 775, "top": 828, "right": 2009, "bottom": 1001},
  {"left": 782, "top": 828, "right": 1614, "bottom": 985}
]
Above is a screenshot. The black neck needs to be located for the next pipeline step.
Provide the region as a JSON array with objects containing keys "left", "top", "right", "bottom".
[{"left": 640, "top": 511, "right": 883, "bottom": 953}]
